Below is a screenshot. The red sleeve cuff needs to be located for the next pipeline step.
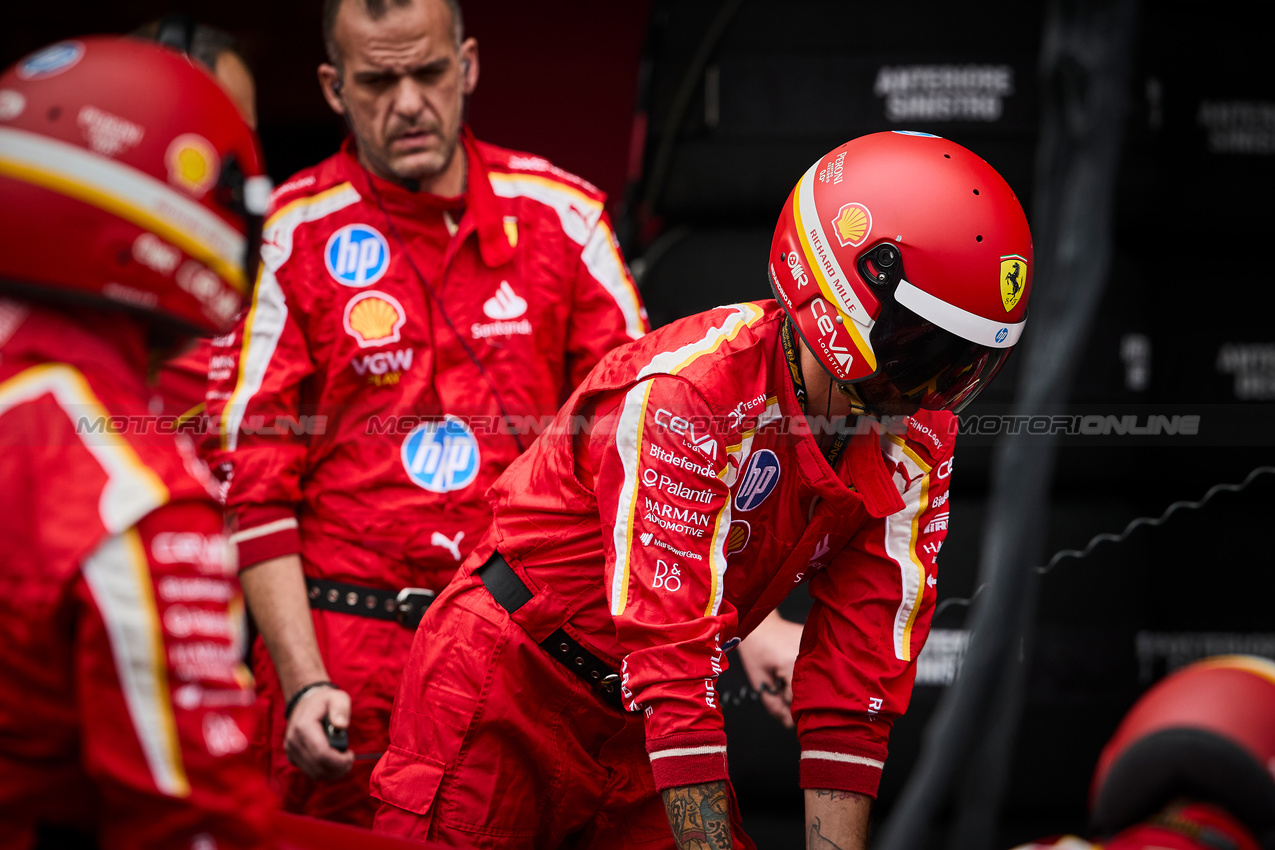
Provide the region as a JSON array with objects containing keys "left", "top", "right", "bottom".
[
  {"left": 798, "top": 733, "right": 888, "bottom": 799},
  {"left": 646, "top": 730, "right": 729, "bottom": 791},
  {"left": 231, "top": 505, "right": 300, "bottom": 570}
]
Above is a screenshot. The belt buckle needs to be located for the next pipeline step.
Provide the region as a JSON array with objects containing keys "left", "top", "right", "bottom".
[{"left": 395, "top": 587, "right": 436, "bottom": 628}]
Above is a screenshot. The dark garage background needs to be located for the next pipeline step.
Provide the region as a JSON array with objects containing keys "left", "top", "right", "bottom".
[{"left": 6, "top": 2, "right": 1273, "bottom": 847}]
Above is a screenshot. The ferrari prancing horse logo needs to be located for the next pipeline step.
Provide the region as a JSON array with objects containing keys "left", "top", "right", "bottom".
[{"left": 1000, "top": 254, "right": 1028, "bottom": 312}]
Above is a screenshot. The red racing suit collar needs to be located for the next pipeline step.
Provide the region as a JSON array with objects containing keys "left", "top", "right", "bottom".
[{"left": 337, "top": 126, "right": 516, "bottom": 270}]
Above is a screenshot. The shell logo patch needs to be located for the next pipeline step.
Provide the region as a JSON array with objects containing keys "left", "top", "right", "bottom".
[
  {"left": 343, "top": 290, "right": 406, "bottom": 348},
  {"left": 831, "top": 202, "right": 872, "bottom": 248},
  {"left": 1000, "top": 254, "right": 1028, "bottom": 313},
  {"left": 726, "top": 520, "right": 751, "bottom": 556},
  {"left": 166, "top": 134, "right": 219, "bottom": 197}
]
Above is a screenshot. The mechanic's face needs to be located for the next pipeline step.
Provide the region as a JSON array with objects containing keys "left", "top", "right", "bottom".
[{"left": 322, "top": 0, "right": 478, "bottom": 188}]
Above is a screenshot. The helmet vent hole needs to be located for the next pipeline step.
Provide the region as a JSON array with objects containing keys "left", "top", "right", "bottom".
[
  {"left": 972, "top": 188, "right": 980, "bottom": 195},
  {"left": 976, "top": 235, "right": 983, "bottom": 242},
  {"left": 944, "top": 154, "right": 951, "bottom": 159},
  {"left": 47, "top": 106, "right": 61, "bottom": 122}
]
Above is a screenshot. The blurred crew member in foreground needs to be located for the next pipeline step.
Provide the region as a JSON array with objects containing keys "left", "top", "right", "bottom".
[
  {"left": 0, "top": 37, "right": 273, "bottom": 847},
  {"left": 372, "top": 131, "right": 1034, "bottom": 849},
  {"left": 203, "top": 0, "right": 648, "bottom": 826},
  {"left": 1016, "top": 655, "right": 1275, "bottom": 850},
  {"left": 133, "top": 14, "right": 261, "bottom": 423}
]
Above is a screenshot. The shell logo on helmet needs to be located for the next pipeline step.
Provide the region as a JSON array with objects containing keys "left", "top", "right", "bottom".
[
  {"left": 831, "top": 202, "right": 872, "bottom": 248},
  {"left": 343, "top": 290, "right": 406, "bottom": 348},
  {"left": 165, "top": 133, "right": 220, "bottom": 198}
]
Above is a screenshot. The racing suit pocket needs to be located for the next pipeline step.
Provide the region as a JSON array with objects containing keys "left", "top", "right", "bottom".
[{"left": 370, "top": 746, "right": 446, "bottom": 818}]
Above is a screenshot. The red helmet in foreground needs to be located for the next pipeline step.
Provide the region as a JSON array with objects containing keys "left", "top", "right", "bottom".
[
  {"left": 1090, "top": 655, "right": 1275, "bottom": 848},
  {"left": 0, "top": 36, "right": 269, "bottom": 334},
  {"left": 769, "top": 131, "right": 1032, "bottom": 413}
]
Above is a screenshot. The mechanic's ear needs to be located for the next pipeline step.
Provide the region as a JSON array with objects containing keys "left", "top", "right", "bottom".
[
  {"left": 318, "top": 63, "right": 345, "bottom": 115},
  {"left": 459, "top": 38, "right": 478, "bottom": 96}
]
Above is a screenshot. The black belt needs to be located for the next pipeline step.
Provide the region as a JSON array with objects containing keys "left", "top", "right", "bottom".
[
  {"left": 477, "top": 554, "right": 623, "bottom": 710},
  {"left": 305, "top": 577, "right": 435, "bottom": 629}
]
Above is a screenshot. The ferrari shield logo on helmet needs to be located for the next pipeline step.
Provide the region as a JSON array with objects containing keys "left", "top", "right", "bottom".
[
  {"left": 831, "top": 202, "right": 872, "bottom": 248},
  {"left": 1000, "top": 254, "right": 1028, "bottom": 312}
]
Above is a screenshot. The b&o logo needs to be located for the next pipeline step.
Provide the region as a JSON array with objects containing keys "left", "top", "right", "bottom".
[
  {"left": 653, "top": 559, "right": 682, "bottom": 592},
  {"left": 400, "top": 417, "right": 480, "bottom": 493},
  {"left": 325, "top": 224, "right": 390, "bottom": 287},
  {"left": 735, "top": 449, "right": 781, "bottom": 512}
]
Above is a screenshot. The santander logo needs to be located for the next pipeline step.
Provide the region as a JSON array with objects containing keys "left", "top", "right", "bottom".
[{"left": 483, "top": 281, "right": 527, "bottom": 320}]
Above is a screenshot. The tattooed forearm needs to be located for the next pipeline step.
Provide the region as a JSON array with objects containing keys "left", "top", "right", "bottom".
[
  {"left": 661, "top": 781, "right": 734, "bottom": 849},
  {"left": 813, "top": 789, "right": 861, "bottom": 802},
  {"left": 809, "top": 816, "right": 847, "bottom": 850}
]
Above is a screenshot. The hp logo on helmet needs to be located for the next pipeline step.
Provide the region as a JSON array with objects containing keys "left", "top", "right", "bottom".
[
  {"left": 401, "top": 418, "right": 481, "bottom": 493},
  {"left": 325, "top": 224, "right": 390, "bottom": 287},
  {"left": 995, "top": 327, "right": 1008, "bottom": 343},
  {"left": 735, "top": 450, "right": 781, "bottom": 512}
]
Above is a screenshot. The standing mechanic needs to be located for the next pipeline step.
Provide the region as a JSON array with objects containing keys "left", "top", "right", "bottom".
[
  {"left": 371, "top": 131, "right": 1035, "bottom": 849},
  {"left": 204, "top": 0, "right": 649, "bottom": 826},
  {"left": 0, "top": 37, "right": 273, "bottom": 847}
]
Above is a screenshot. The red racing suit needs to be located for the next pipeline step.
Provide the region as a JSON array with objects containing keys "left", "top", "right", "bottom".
[
  {"left": 205, "top": 129, "right": 646, "bottom": 822},
  {"left": 0, "top": 301, "right": 272, "bottom": 849},
  {"left": 372, "top": 301, "right": 953, "bottom": 839}
]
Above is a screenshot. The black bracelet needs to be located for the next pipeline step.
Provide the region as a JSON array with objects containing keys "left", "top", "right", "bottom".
[{"left": 284, "top": 680, "right": 337, "bottom": 720}]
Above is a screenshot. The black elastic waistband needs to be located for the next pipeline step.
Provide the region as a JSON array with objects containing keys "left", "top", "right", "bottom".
[{"left": 477, "top": 553, "right": 623, "bottom": 711}]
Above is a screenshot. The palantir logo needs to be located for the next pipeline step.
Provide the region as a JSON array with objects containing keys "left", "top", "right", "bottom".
[
  {"left": 400, "top": 417, "right": 481, "bottom": 493},
  {"left": 325, "top": 224, "right": 390, "bottom": 287},
  {"left": 734, "top": 449, "right": 781, "bottom": 511}
]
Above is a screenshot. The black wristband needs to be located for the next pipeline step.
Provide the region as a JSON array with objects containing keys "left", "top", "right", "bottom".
[{"left": 284, "top": 680, "right": 337, "bottom": 720}]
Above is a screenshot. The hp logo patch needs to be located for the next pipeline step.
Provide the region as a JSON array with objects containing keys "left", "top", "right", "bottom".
[
  {"left": 18, "top": 41, "right": 85, "bottom": 80},
  {"left": 995, "top": 327, "right": 1008, "bottom": 344},
  {"left": 734, "top": 449, "right": 781, "bottom": 512},
  {"left": 401, "top": 417, "right": 481, "bottom": 493},
  {"left": 325, "top": 224, "right": 389, "bottom": 287}
]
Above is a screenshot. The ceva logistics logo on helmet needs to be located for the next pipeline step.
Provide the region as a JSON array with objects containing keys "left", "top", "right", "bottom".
[
  {"left": 326, "top": 224, "right": 390, "bottom": 287},
  {"left": 735, "top": 450, "right": 781, "bottom": 512},
  {"left": 17, "top": 41, "right": 85, "bottom": 80},
  {"left": 401, "top": 417, "right": 481, "bottom": 493},
  {"left": 1000, "top": 254, "right": 1028, "bottom": 312}
]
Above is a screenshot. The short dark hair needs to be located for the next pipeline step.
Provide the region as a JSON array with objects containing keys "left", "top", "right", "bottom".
[
  {"left": 133, "top": 17, "right": 249, "bottom": 75},
  {"left": 322, "top": 0, "right": 464, "bottom": 67}
]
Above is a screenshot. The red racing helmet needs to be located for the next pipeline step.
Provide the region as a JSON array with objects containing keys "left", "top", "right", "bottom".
[
  {"left": 1089, "top": 655, "right": 1275, "bottom": 847},
  {"left": 0, "top": 36, "right": 269, "bottom": 334},
  {"left": 768, "top": 131, "right": 1032, "bottom": 413}
]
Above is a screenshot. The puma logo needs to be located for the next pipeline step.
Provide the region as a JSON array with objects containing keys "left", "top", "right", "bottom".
[
  {"left": 892, "top": 460, "right": 924, "bottom": 492},
  {"left": 430, "top": 530, "right": 464, "bottom": 562}
]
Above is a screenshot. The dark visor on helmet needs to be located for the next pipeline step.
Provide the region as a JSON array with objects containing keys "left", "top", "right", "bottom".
[{"left": 868, "top": 299, "right": 1010, "bottom": 413}]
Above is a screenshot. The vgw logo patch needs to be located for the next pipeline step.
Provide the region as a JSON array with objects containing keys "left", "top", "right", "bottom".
[{"left": 326, "top": 224, "right": 390, "bottom": 287}]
